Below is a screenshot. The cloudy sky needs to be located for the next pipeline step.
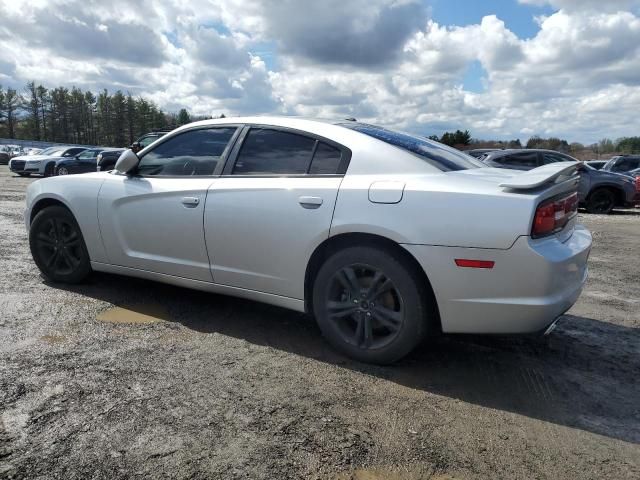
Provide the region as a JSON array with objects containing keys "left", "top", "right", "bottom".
[{"left": 1, "top": 0, "right": 639, "bottom": 143}]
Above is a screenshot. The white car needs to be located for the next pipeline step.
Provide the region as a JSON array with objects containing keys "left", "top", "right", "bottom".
[
  {"left": 24, "top": 117, "right": 591, "bottom": 363},
  {"left": 9, "top": 146, "right": 87, "bottom": 177}
]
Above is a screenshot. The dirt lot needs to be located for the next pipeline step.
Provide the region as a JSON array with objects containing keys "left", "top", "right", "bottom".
[{"left": 0, "top": 165, "right": 638, "bottom": 479}]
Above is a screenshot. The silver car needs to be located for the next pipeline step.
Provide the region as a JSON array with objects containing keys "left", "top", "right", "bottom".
[{"left": 24, "top": 117, "right": 592, "bottom": 363}]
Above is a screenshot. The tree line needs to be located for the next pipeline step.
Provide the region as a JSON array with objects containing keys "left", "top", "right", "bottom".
[
  {"left": 0, "top": 82, "right": 203, "bottom": 147},
  {"left": 434, "top": 130, "right": 640, "bottom": 156}
]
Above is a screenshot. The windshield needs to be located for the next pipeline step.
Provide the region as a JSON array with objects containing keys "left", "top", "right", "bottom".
[
  {"left": 39, "top": 147, "right": 64, "bottom": 156},
  {"left": 339, "top": 123, "right": 484, "bottom": 171}
]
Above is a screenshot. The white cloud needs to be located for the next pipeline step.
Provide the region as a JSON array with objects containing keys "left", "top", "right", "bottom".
[{"left": 0, "top": 0, "right": 639, "bottom": 142}]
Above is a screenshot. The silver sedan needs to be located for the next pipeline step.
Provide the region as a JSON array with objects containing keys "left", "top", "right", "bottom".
[{"left": 24, "top": 117, "right": 592, "bottom": 363}]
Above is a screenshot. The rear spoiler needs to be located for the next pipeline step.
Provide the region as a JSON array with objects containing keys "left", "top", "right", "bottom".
[{"left": 500, "top": 162, "right": 579, "bottom": 190}]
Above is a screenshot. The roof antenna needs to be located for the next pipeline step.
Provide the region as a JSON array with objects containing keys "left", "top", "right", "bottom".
[{"left": 344, "top": 117, "right": 357, "bottom": 122}]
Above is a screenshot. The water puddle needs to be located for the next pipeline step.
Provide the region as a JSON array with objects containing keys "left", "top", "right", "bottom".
[{"left": 96, "top": 303, "right": 170, "bottom": 324}]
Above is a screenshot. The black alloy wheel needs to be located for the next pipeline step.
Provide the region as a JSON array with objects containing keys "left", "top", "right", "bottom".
[
  {"left": 29, "top": 206, "right": 91, "bottom": 283},
  {"left": 313, "top": 246, "right": 431, "bottom": 364},
  {"left": 586, "top": 188, "right": 615, "bottom": 214},
  {"left": 326, "top": 264, "right": 405, "bottom": 350}
]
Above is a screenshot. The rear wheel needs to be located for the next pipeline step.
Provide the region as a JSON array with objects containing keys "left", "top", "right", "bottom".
[
  {"left": 586, "top": 188, "right": 615, "bottom": 214},
  {"left": 313, "top": 246, "right": 430, "bottom": 364},
  {"left": 29, "top": 206, "right": 92, "bottom": 283}
]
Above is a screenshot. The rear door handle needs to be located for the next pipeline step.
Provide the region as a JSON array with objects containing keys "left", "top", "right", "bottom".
[
  {"left": 298, "top": 196, "right": 323, "bottom": 209},
  {"left": 181, "top": 196, "right": 200, "bottom": 208}
]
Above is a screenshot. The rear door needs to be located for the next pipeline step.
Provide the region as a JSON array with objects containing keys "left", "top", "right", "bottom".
[
  {"left": 98, "top": 126, "right": 239, "bottom": 281},
  {"left": 204, "top": 126, "right": 349, "bottom": 299}
]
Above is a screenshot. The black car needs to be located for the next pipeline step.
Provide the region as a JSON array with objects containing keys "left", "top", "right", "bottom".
[
  {"left": 482, "top": 149, "right": 639, "bottom": 214},
  {"left": 602, "top": 155, "right": 640, "bottom": 175},
  {"left": 97, "top": 149, "right": 126, "bottom": 171},
  {"left": 55, "top": 148, "right": 106, "bottom": 175}
]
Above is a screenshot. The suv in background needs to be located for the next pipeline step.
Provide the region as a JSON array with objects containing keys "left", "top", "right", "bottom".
[
  {"left": 602, "top": 155, "right": 640, "bottom": 175},
  {"left": 97, "top": 148, "right": 125, "bottom": 171},
  {"left": 482, "top": 149, "right": 639, "bottom": 214}
]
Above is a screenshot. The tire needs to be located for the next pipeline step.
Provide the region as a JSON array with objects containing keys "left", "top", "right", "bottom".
[
  {"left": 586, "top": 188, "right": 615, "bottom": 214},
  {"left": 57, "top": 167, "right": 69, "bottom": 175},
  {"left": 17, "top": 173, "right": 31, "bottom": 177},
  {"left": 29, "top": 206, "right": 92, "bottom": 283},
  {"left": 312, "top": 246, "right": 431, "bottom": 364}
]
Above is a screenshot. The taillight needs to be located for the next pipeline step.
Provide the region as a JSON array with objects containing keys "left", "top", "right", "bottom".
[
  {"left": 635, "top": 176, "right": 640, "bottom": 192},
  {"left": 532, "top": 192, "right": 578, "bottom": 238}
]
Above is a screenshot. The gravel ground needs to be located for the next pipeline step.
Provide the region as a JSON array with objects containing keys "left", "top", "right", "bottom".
[{"left": 0, "top": 165, "right": 638, "bottom": 479}]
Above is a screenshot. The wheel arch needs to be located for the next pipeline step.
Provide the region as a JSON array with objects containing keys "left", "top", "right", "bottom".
[
  {"left": 29, "top": 197, "right": 74, "bottom": 225},
  {"left": 587, "top": 184, "right": 626, "bottom": 206},
  {"left": 304, "top": 232, "right": 441, "bottom": 331}
]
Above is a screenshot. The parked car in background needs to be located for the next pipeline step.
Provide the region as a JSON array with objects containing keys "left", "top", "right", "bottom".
[
  {"left": 97, "top": 148, "right": 126, "bottom": 171},
  {"left": 24, "top": 117, "right": 592, "bottom": 364},
  {"left": 482, "top": 149, "right": 639, "bottom": 213},
  {"left": 602, "top": 155, "right": 640, "bottom": 175},
  {"left": 0, "top": 146, "right": 10, "bottom": 165},
  {"left": 5, "top": 145, "right": 24, "bottom": 158},
  {"left": 585, "top": 160, "right": 607, "bottom": 170},
  {"left": 481, "top": 149, "right": 578, "bottom": 170},
  {"left": 465, "top": 148, "right": 501, "bottom": 158},
  {"left": 9, "top": 146, "right": 87, "bottom": 177},
  {"left": 130, "top": 129, "right": 173, "bottom": 153},
  {"left": 55, "top": 148, "right": 105, "bottom": 175}
]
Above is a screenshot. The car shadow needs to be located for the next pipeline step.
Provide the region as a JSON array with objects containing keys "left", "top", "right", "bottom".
[{"left": 51, "top": 272, "right": 640, "bottom": 445}]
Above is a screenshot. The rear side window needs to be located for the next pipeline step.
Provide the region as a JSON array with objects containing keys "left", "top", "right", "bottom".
[
  {"left": 615, "top": 158, "right": 640, "bottom": 171},
  {"left": 309, "top": 142, "right": 342, "bottom": 174},
  {"left": 233, "top": 128, "right": 316, "bottom": 175},
  {"left": 339, "top": 123, "right": 483, "bottom": 171},
  {"left": 138, "top": 127, "right": 237, "bottom": 176},
  {"left": 498, "top": 152, "right": 539, "bottom": 168}
]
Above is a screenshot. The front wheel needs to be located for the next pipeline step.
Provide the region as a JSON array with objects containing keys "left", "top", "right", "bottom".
[
  {"left": 57, "top": 166, "right": 69, "bottom": 175},
  {"left": 29, "top": 206, "right": 92, "bottom": 283},
  {"left": 17, "top": 173, "right": 31, "bottom": 177},
  {"left": 313, "top": 246, "right": 431, "bottom": 364}
]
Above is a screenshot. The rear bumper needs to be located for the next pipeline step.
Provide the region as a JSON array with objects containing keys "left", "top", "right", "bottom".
[{"left": 403, "top": 226, "right": 592, "bottom": 334}]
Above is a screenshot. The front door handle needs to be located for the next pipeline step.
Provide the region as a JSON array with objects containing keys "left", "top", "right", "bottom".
[
  {"left": 181, "top": 196, "right": 200, "bottom": 208},
  {"left": 298, "top": 196, "right": 323, "bottom": 209}
]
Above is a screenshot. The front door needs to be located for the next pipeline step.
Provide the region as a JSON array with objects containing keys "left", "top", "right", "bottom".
[
  {"left": 204, "top": 126, "right": 348, "bottom": 299},
  {"left": 97, "top": 126, "right": 239, "bottom": 282}
]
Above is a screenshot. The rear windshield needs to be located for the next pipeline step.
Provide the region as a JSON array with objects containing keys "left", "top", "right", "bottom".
[{"left": 339, "top": 123, "right": 484, "bottom": 171}]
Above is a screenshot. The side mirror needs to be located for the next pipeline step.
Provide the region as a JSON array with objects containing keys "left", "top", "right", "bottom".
[{"left": 115, "top": 149, "right": 140, "bottom": 174}]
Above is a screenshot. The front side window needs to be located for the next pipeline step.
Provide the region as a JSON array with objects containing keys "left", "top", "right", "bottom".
[
  {"left": 137, "top": 128, "right": 237, "bottom": 176},
  {"left": 139, "top": 134, "right": 164, "bottom": 148},
  {"left": 233, "top": 128, "right": 316, "bottom": 175},
  {"left": 339, "top": 123, "right": 484, "bottom": 171}
]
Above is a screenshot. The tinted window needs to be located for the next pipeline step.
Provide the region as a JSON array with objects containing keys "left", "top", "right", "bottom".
[
  {"left": 138, "top": 128, "right": 236, "bottom": 176},
  {"left": 615, "top": 158, "right": 640, "bottom": 171},
  {"left": 139, "top": 134, "right": 164, "bottom": 148},
  {"left": 65, "top": 148, "right": 86, "bottom": 156},
  {"left": 498, "top": 152, "right": 539, "bottom": 168},
  {"left": 309, "top": 142, "right": 342, "bottom": 174},
  {"left": 339, "top": 123, "right": 484, "bottom": 171},
  {"left": 233, "top": 128, "right": 315, "bottom": 175},
  {"left": 542, "top": 152, "right": 574, "bottom": 164}
]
